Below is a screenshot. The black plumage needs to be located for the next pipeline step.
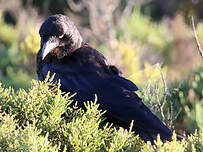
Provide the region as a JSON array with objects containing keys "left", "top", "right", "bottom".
[{"left": 37, "top": 14, "right": 172, "bottom": 143}]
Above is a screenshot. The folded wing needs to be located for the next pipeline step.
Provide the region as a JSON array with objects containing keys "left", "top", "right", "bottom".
[{"left": 40, "top": 49, "right": 172, "bottom": 143}]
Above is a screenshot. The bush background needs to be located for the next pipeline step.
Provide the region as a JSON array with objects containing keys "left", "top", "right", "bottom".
[{"left": 0, "top": 0, "right": 203, "bottom": 151}]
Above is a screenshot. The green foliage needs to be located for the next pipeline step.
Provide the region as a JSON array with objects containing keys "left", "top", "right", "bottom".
[
  {"left": 186, "top": 130, "right": 203, "bottom": 152},
  {"left": 137, "top": 62, "right": 203, "bottom": 132},
  {"left": 0, "top": 12, "right": 33, "bottom": 90},
  {"left": 20, "top": 27, "right": 40, "bottom": 55},
  {"left": 137, "top": 64, "right": 181, "bottom": 129},
  {"left": 0, "top": 73, "right": 73, "bottom": 134},
  {"left": 197, "top": 23, "right": 203, "bottom": 46},
  {"left": 168, "top": 63, "right": 203, "bottom": 132},
  {"left": 141, "top": 131, "right": 203, "bottom": 152},
  {"left": 118, "top": 42, "right": 167, "bottom": 86},
  {"left": 0, "top": 113, "right": 59, "bottom": 151},
  {"left": 0, "top": 76, "right": 203, "bottom": 151},
  {"left": 0, "top": 13, "right": 18, "bottom": 45},
  {"left": 62, "top": 102, "right": 141, "bottom": 152},
  {"left": 0, "top": 75, "right": 143, "bottom": 151},
  {"left": 117, "top": 7, "right": 173, "bottom": 54}
]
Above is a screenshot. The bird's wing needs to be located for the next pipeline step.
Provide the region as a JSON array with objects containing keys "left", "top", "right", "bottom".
[{"left": 39, "top": 48, "right": 172, "bottom": 142}]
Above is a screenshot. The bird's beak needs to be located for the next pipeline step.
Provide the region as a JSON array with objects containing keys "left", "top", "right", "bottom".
[{"left": 41, "top": 37, "right": 59, "bottom": 60}]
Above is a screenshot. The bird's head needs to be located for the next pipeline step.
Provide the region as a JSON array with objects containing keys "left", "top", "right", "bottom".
[{"left": 39, "top": 14, "right": 83, "bottom": 60}]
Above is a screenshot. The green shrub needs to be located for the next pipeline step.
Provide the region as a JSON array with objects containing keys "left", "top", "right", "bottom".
[
  {"left": 0, "top": 74, "right": 143, "bottom": 151},
  {"left": 116, "top": 7, "right": 173, "bottom": 54},
  {"left": 168, "top": 62, "right": 203, "bottom": 132},
  {"left": 139, "top": 80, "right": 180, "bottom": 129},
  {"left": 0, "top": 75, "right": 203, "bottom": 151},
  {"left": 0, "top": 73, "right": 73, "bottom": 134},
  {"left": 0, "top": 113, "right": 60, "bottom": 152}
]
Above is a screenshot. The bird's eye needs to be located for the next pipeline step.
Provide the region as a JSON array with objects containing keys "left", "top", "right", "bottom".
[{"left": 59, "top": 34, "right": 64, "bottom": 39}]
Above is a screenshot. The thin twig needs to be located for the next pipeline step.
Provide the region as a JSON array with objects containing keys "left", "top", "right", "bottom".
[
  {"left": 155, "top": 83, "right": 165, "bottom": 123},
  {"left": 191, "top": 16, "right": 203, "bottom": 58},
  {"left": 158, "top": 66, "right": 168, "bottom": 110}
]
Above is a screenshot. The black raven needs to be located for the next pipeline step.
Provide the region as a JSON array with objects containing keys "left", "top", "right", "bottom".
[{"left": 37, "top": 14, "right": 172, "bottom": 143}]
